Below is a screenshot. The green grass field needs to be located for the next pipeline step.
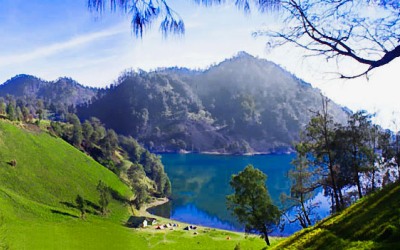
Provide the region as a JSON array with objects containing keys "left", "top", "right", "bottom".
[{"left": 0, "top": 120, "right": 276, "bottom": 249}]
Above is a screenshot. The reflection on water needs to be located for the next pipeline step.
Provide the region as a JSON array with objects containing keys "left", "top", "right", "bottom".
[{"left": 149, "top": 153, "right": 329, "bottom": 236}]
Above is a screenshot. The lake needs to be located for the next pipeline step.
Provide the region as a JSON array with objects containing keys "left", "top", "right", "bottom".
[{"left": 149, "top": 153, "right": 330, "bottom": 236}]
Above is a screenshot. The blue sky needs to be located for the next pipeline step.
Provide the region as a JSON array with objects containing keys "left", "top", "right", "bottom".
[{"left": 0, "top": 0, "right": 399, "bottom": 130}]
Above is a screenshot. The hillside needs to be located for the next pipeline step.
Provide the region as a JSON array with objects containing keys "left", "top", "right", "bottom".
[
  {"left": 272, "top": 182, "right": 400, "bottom": 249},
  {"left": 0, "top": 120, "right": 273, "bottom": 249},
  {"left": 0, "top": 74, "right": 97, "bottom": 107},
  {"left": 78, "top": 52, "right": 349, "bottom": 154}
]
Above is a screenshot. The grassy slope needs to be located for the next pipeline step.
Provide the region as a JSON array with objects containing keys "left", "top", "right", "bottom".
[
  {"left": 0, "top": 120, "right": 274, "bottom": 249},
  {"left": 272, "top": 182, "right": 400, "bottom": 250}
]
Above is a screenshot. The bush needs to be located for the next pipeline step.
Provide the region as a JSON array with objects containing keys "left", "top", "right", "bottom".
[
  {"left": 234, "top": 242, "right": 241, "bottom": 250},
  {"left": 10, "top": 159, "right": 17, "bottom": 167}
]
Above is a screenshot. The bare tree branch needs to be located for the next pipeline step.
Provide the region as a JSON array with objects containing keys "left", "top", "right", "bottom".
[{"left": 88, "top": 0, "right": 400, "bottom": 79}]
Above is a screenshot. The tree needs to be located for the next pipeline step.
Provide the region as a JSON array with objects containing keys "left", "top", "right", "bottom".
[
  {"left": 101, "top": 129, "right": 119, "bottom": 158},
  {"left": 87, "top": 0, "right": 185, "bottom": 37},
  {"left": 305, "top": 97, "right": 342, "bottom": 212},
  {"left": 97, "top": 180, "right": 111, "bottom": 215},
  {"left": 226, "top": 165, "right": 280, "bottom": 246},
  {"left": 0, "top": 98, "right": 6, "bottom": 115},
  {"left": 67, "top": 113, "right": 83, "bottom": 147},
  {"left": 261, "top": 0, "right": 400, "bottom": 79},
  {"left": 75, "top": 195, "right": 86, "bottom": 219},
  {"left": 132, "top": 183, "right": 148, "bottom": 210},
  {"left": 21, "top": 106, "right": 30, "bottom": 122},
  {"left": 15, "top": 106, "right": 23, "bottom": 122},
  {"left": 6, "top": 96, "right": 16, "bottom": 121},
  {"left": 87, "top": 0, "right": 399, "bottom": 78},
  {"left": 35, "top": 99, "right": 44, "bottom": 124},
  {"left": 281, "top": 142, "right": 320, "bottom": 229},
  {"left": 82, "top": 120, "right": 94, "bottom": 143},
  {"left": 89, "top": 117, "right": 106, "bottom": 144},
  {"left": 335, "top": 111, "right": 374, "bottom": 199}
]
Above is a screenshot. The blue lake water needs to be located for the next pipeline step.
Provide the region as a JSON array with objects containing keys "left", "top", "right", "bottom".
[{"left": 149, "top": 153, "right": 330, "bottom": 236}]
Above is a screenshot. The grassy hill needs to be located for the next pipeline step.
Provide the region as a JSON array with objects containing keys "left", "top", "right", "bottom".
[
  {"left": 0, "top": 120, "right": 273, "bottom": 249},
  {"left": 272, "top": 182, "right": 400, "bottom": 250}
]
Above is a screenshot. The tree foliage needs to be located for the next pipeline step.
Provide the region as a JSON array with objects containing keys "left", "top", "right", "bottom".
[
  {"left": 227, "top": 165, "right": 280, "bottom": 246},
  {"left": 75, "top": 194, "right": 86, "bottom": 219},
  {"left": 87, "top": 0, "right": 185, "bottom": 37},
  {"left": 97, "top": 180, "right": 111, "bottom": 215},
  {"left": 132, "top": 183, "right": 149, "bottom": 210},
  {"left": 296, "top": 97, "right": 399, "bottom": 215},
  {"left": 281, "top": 142, "right": 320, "bottom": 229}
]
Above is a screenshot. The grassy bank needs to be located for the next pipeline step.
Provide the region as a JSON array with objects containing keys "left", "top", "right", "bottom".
[{"left": 272, "top": 181, "right": 400, "bottom": 249}]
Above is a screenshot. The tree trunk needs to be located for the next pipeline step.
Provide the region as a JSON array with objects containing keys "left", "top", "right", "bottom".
[
  {"left": 371, "top": 166, "right": 376, "bottom": 192},
  {"left": 264, "top": 233, "right": 270, "bottom": 246},
  {"left": 338, "top": 186, "right": 344, "bottom": 208},
  {"left": 262, "top": 228, "right": 270, "bottom": 246},
  {"left": 300, "top": 194, "right": 311, "bottom": 227},
  {"left": 328, "top": 162, "right": 341, "bottom": 212},
  {"left": 355, "top": 168, "right": 363, "bottom": 199}
]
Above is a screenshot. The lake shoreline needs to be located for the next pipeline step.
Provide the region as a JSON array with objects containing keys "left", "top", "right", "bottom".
[
  {"left": 153, "top": 149, "right": 295, "bottom": 156},
  {"left": 139, "top": 197, "right": 170, "bottom": 217},
  {"left": 148, "top": 153, "right": 312, "bottom": 236}
]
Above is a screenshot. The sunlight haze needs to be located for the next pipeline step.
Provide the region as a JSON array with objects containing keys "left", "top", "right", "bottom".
[{"left": 1, "top": 0, "right": 399, "bottom": 130}]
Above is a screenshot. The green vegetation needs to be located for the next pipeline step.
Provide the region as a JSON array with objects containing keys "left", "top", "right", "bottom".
[
  {"left": 272, "top": 181, "right": 400, "bottom": 249},
  {"left": 289, "top": 99, "right": 398, "bottom": 218},
  {"left": 227, "top": 165, "right": 280, "bottom": 246},
  {"left": 0, "top": 120, "right": 277, "bottom": 249},
  {"left": 77, "top": 53, "right": 348, "bottom": 154}
]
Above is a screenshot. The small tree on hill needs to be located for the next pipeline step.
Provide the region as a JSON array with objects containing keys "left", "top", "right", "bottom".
[
  {"left": 6, "top": 102, "right": 16, "bottom": 121},
  {"left": 227, "top": 165, "right": 280, "bottom": 246},
  {"left": 281, "top": 142, "right": 320, "bottom": 229},
  {"left": 132, "top": 183, "right": 148, "bottom": 210},
  {"left": 75, "top": 195, "right": 86, "bottom": 219},
  {"left": 97, "top": 180, "right": 111, "bottom": 215},
  {"left": 0, "top": 98, "right": 5, "bottom": 115}
]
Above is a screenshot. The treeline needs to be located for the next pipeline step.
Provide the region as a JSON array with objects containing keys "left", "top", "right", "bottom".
[
  {"left": 282, "top": 97, "right": 400, "bottom": 229},
  {"left": 50, "top": 115, "right": 171, "bottom": 198},
  {"left": 226, "top": 97, "right": 400, "bottom": 244},
  {"left": 0, "top": 95, "right": 171, "bottom": 209},
  {"left": 0, "top": 94, "right": 76, "bottom": 123},
  {"left": 77, "top": 55, "right": 349, "bottom": 154}
]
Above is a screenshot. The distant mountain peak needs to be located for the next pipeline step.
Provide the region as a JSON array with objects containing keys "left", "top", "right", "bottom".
[
  {"left": 235, "top": 51, "right": 255, "bottom": 59},
  {"left": 0, "top": 75, "right": 97, "bottom": 106}
]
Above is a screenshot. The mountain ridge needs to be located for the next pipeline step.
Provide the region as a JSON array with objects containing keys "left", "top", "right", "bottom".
[
  {"left": 78, "top": 52, "right": 350, "bottom": 154},
  {"left": 0, "top": 53, "right": 350, "bottom": 154},
  {"left": 0, "top": 74, "right": 98, "bottom": 107}
]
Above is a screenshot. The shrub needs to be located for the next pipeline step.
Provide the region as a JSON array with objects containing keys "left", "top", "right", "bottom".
[
  {"left": 10, "top": 159, "right": 17, "bottom": 167},
  {"left": 234, "top": 242, "right": 241, "bottom": 250}
]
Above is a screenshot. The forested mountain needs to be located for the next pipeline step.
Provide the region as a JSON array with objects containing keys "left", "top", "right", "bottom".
[
  {"left": 78, "top": 52, "right": 349, "bottom": 154},
  {"left": 0, "top": 74, "right": 97, "bottom": 107}
]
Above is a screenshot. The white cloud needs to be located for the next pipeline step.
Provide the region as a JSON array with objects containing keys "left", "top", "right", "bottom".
[{"left": 0, "top": 24, "right": 126, "bottom": 67}]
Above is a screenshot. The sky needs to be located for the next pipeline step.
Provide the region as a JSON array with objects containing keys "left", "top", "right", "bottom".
[{"left": 0, "top": 0, "right": 399, "bottom": 130}]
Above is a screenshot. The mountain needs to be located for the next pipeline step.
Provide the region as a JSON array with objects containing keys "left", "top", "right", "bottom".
[
  {"left": 0, "top": 74, "right": 97, "bottom": 107},
  {"left": 78, "top": 52, "right": 349, "bottom": 154},
  {"left": 272, "top": 181, "right": 400, "bottom": 249}
]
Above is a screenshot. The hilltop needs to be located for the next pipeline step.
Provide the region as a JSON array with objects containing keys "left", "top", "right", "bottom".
[
  {"left": 78, "top": 52, "right": 349, "bottom": 154},
  {"left": 0, "top": 74, "right": 97, "bottom": 107},
  {"left": 272, "top": 181, "right": 400, "bottom": 249}
]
